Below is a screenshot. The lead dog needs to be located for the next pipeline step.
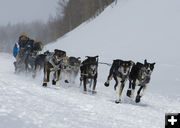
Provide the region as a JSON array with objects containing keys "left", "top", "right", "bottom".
[
  {"left": 104, "top": 59, "right": 134, "bottom": 103},
  {"left": 127, "top": 59, "right": 155, "bottom": 103},
  {"left": 42, "top": 49, "right": 66, "bottom": 87}
]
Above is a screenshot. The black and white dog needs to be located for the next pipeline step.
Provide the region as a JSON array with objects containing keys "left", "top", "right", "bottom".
[
  {"left": 63, "top": 56, "right": 81, "bottom": 84},
  {"left": 127, "top": 59, "right": 155, "bottom": 103},
  {"left": 80, "top": 56, "right": 99, "bottom": 93},
  {"left": 104, "top": 59, "right": 134, "bottom": 103}
]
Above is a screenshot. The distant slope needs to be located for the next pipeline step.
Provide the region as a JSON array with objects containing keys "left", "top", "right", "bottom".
[{"left": 47, "top": 0, "right": 180, "bottom": 62}]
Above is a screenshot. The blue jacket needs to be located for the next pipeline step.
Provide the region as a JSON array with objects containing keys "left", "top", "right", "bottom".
[{"left": 13, "top": 43, "right": 18, "bottom": 57}]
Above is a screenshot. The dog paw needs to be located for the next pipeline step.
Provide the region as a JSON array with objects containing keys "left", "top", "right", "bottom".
[
  {"left": 83, "top": 91, "right": 87, "bottom": 94},
  {"left": 42, "top": 83, "right": 47, "bottom": 87},
  {"left": 104, "top": 82, "right": 109, "bottom": 87},
  {"left": 52, "top": 80, "right": 56, "bottom": 85},
  {"left": 32, "top": 74, "right": 36, "bottom": 79},
  {"left": 115, "top": 100, "right": 121, "bottom": 104},
  {"left": 126, "top": 90, "right": 132, "bottom": 97},
  {"left": 65, "top": 80, "right": 69, "bottom": 83},
  {"left": 92, "top": 90, "right": 97, "bottom": 94},
  {"left": 135, "top": 95, "right": 141, "bottom": 103},
  {"left": 56, "top": 81, "right": 60, "bottom": 86}
]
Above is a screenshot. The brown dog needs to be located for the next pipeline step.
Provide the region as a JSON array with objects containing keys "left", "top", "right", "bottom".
[{"left": 42, "top": 49, "right": 66, "bottom": 87}]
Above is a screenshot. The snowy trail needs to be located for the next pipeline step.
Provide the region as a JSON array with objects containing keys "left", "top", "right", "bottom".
[
  {"left": 1, "top": 0, "right": 180, "bottom": 127},
  {"left": 0, "top": 53, "right": 180, "bottom": 128}
]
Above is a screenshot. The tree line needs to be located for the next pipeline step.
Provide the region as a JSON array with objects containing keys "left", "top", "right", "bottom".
[{"left": 0, "top": 0, "right": 115, "bottom": 53}]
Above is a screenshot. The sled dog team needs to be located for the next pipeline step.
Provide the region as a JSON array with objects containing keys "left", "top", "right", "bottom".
[
  {"left": 13, "top": 33, "right": 155, "bottom": 104},
  {"left": 35, "top": 49, "right": 155, "bottom": 104}
]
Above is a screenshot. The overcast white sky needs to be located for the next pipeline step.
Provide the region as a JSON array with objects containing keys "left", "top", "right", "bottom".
[{"left": 0, "top": 0, "right": 59, "bottom": 26}]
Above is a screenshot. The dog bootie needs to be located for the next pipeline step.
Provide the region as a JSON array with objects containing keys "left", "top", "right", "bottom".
[
  {"left": 92, "top": 90, "right": 97, "bottom": 94},
  {"left": 126, "top": 90, "right": 132, "bottom": 97},
  {"left": 104, "top": 82, "right": 109, "bottom": 87},
  {"left": 42, "top": 83, "right": 47, "bottom": 87},
  {"left": 52, "top": 80, "right": 56, "bottom": 85},
  {"left": 65, "top": 80, "right": 69, "bottom": 83},
  {"left": 115, "top": 100, "right": 121, "bottom": 104},
  {"left": 135, "top": 95, "right": 141, "bottom": 103}
]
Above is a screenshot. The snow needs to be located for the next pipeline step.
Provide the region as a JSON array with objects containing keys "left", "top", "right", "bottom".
[
  {"left": 1, "top": 0, "right": 180, "bottom": 128},
  {"left": 1, "top": 54, "right": 180, "bottom": 128}
]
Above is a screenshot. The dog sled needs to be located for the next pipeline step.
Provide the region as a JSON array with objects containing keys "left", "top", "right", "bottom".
[
  {"left": 13, "top": 38, "right": 43, "bottom": 74},
  {"left": 14, "top": 48, "right": 36, "bottom": 73}
]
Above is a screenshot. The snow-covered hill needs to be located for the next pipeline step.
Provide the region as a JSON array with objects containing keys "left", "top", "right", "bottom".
[{"left": 1, "top": 0, "right": 180, "bottom": 128}]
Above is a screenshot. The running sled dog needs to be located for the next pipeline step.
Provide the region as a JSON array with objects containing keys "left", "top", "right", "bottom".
[
  {"left": 127, "top": 59, "right": 155, "bottom": 103},
  {"left": 42, "top": 49, "right": 66, "bottom": 87},
  {"left": 63, "top": 56, "right": 81, "bottom": 84},
  {"left": 33, "top": 50, "right": 52, "bottom": 78},
  {"left": 80, "top": 56, "right": 99, "bottom": 93},
  {"left": 104, "top": 59, "right": 134, "bottom": 103}
]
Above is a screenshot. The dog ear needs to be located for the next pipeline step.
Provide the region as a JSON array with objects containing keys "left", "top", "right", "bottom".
[
  {"left": 63, "top": 52, "right": 66, "bottom": 57},
  {"left": 95, "top": 56, "right": 99, "bottom": 62},
  {"left": 44, "top": 50, "right": 49, "bottom": 54},
  {"left": 130, "top": 61, "right": 135, "bottom": 66},
  {"left": 152, "top": 62, "right": 156, "bottom": 66},
  {"left": 144, "top": 59, "right": 147, "bottom": 64},
  {"left": 54, "top": 49, "right": 62, "bottom": 53},
  {"left": 118, "top": 60, "right": 123, "bottom": 65},
  {"left": 77, "top": 57, "right": 81, "bottom": 60},
  {"left": 54, "top": 49, "right": 59, "bottom": 54}
]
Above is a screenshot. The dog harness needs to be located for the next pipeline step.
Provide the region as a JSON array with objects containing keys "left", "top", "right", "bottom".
[{"left": 49, "top": 57, "right": 62, "bottom": 71}]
